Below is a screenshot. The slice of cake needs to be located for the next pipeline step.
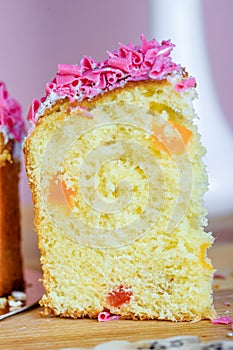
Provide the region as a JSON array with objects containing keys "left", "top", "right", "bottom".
[
  {"left": 0, "top": 81, "right": 24, "bottom": 296},
  {"left": 24, "top": 35, "right": 215, "bottom": 321}
]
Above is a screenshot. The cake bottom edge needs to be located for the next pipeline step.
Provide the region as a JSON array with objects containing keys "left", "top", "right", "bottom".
[{"left": 39, "top": 300, "right": 216, "bottom": 322}]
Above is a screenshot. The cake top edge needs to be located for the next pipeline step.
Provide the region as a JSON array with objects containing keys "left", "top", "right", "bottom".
[
  {"left": 28, "top": 34, "right": 196, "bottom": 123},
  {"left": 0, "top": 81, "right": 25, "bottom": 142}
]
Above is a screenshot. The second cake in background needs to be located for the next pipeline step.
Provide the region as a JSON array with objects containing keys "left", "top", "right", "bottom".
[{"left": 0, "top": 81, "right": 24, "bottom": 296}]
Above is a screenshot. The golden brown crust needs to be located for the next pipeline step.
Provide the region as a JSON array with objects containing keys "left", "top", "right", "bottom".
[
  {"left": 39, "top": 304, "right": 209, "bottom": 322},
  {"left": 35, "top": 79, "right": 170, "bottom": 121}
]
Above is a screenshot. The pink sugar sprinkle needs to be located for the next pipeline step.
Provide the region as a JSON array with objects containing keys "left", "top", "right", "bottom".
[
  {"left": 107, "top": 51, "right": 133, "bottom": 72},
  {"left": 174, "top": 76, "right": 196, "bottom": 92},
  {"left": 27, "top": 98, "right": 41, "bottom": 123},
  {"left": 57, "top": 63, "right": 82, "bottom": 76},
  {"left": 98, "top": 311, "right": 120, "bottom": 322},
  {"left": 213, "top": 272, "right": 227, "bottom": 279},
  {"left": 211, "top": 316, "right": 233, "bottom": 325},
  {"left": 223, "top": 301, "right": 231, "bottom": 306}
]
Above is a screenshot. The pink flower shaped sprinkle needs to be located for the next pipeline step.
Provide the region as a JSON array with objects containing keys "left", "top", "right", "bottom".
[
  {"left": 27, "top": 98, "right": 41, "bottom": 123},
  {"left": 46, "top": 81, "right": 57, "bottom": 94},
  {"left": 149, "top": 56, "right": 177, "bottom": 80},
  {"left": 58, "top": 63, "right": 82, "bottom": 76},
  {"left": 56, "top": 74, "right": 80, "bottom": 88},
  {"left": 223, "top": 302, "right": 231, "bottom": 306},
  {"left": 98, "top": 311, "right": 120, "bottom": 322},
  {"left": 143, "top": 48, "right": 160, "bottom": 69},
  {"left": 158, "top": 39, "right": 175, "bottom": 57},
  {"left": 213, "top": 272, "right": 227, "bottom": 279},
  {"left": 211, "top": 316, "right": 233, "bottom": 325},
  {"left": 174, "top": 76, "right": 196, "bottom": 92},
  {"left": 119, "top": 42, "right": 143, "bottom": 66},
  {"left": 140, "top": 33, "right": 160, "bottom": 54},
  {"left": 107, "top": 51, "right": 133, "bottom": 72},
  {"left": 80, "top": 56, "right": 97, "bottom": 73}
]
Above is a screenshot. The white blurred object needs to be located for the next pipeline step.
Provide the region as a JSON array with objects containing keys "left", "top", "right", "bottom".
[{"left": 149, "top": 0, "right": 233, "bottom": 217}]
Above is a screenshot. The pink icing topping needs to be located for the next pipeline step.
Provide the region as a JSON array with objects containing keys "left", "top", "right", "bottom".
[
  {"left": 0, "top": 82, "right": 24, "bottom": 141},
  {"left": 211, "top": 316, "right": 233, "bottom": 325},
  {"left": 98, "top": 311, "right": 120, "bottom": 322},
  {"left": 28, "top": 34, "right": 196, "bottom": 122}
]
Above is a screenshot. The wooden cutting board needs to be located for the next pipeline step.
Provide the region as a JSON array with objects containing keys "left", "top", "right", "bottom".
[{"left": 0, "top": 289, "right": 232, "bottom": 349}]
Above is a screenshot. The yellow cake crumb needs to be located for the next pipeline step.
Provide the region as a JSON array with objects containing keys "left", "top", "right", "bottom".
[{"left": 24, "top": 80, "right": 215, "bottom": 321}]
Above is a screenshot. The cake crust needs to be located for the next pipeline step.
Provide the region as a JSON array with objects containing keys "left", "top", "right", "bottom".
[
  {"left": 0, "top": 81, "right": 24, "bottom": 297},
  {"left": 0, "top": 134, "right": 24, "bottom": 296}
]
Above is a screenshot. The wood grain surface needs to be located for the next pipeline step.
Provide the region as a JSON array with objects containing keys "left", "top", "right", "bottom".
[{"left": 0, "top": 242, "right": 232, "bottom": 350}]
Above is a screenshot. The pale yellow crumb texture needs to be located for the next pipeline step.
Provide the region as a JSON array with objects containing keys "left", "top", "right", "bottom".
[{"left": 24, "top": 80, "right": 215, "bottom": 321}]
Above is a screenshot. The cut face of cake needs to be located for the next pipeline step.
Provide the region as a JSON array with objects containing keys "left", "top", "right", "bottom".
[
  {"left": 0, "top": 82, "right": 24, "bottom": 296},
  {"left": 24, "top": 35, "right": 215, "bottom": 321}
]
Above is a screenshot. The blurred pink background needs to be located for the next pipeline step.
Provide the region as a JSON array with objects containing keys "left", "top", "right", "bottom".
[{"left": 0, "top": 0, "right": 232, "bottom": 268}]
